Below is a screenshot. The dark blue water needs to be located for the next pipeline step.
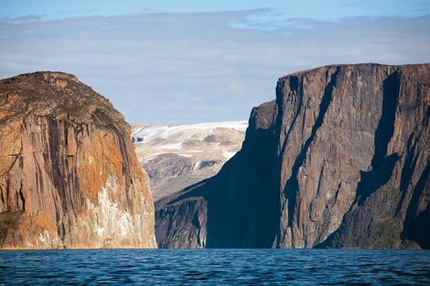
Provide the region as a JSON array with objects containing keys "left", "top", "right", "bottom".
[{"left": 0, "top": 249, "right": 429, "bottom": 285}]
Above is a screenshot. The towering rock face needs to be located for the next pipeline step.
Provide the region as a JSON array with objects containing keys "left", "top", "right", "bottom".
[
  {"left": 155, "top": 63, "right": 430, "bottom": 249},
  {"left": 0, "top": 72, "right": 157, "bottom": 249},
  {"left": 275, "top": 63, "right": 430, "bottom": 248}
]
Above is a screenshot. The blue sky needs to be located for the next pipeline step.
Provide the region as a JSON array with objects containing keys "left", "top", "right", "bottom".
[
  {"left": 1, "top": 1, "right": 429, "bottom": 124},
  {"left": 2, "top": 0, "right": 429, "bottom": 20}
]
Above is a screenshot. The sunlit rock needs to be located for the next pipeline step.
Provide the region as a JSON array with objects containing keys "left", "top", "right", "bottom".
[{"left": 0, "top": 72, "right": 157, "bottom": 249}]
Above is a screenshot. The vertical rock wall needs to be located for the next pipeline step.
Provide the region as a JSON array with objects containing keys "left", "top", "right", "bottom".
[
  {"left": 155, "top": 63, "right": 430, "bottom": 249},
  {"left": 0, "top": 72, "right": 157, "bottom": 249}
]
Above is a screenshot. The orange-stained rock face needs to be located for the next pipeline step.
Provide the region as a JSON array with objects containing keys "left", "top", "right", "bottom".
[{"left": 0, "top": 72, "right": 157, "bottom": 249}]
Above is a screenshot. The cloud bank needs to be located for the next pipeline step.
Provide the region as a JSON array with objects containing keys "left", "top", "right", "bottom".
[{"left": 1, "top": 10, "right": 429, "bottom": 124}]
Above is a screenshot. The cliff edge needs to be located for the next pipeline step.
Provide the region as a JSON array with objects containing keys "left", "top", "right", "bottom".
[
  {"left": 156, "top": 63, "right": 430, "bottom": 249},
  {"left": 0, "top": 72, "right": 157, "bottom": 249}
]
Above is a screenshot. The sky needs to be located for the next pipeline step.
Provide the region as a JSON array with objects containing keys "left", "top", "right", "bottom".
[{"left": 1, "top": 1, "right": 429, "bottom": 125}]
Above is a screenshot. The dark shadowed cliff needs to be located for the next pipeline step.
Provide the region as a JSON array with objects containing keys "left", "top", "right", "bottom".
[
  {"left": 155, "top": 63, "right": 430, "bottom": 249},
  {"left": 0, "top": 72, "right": 157, "bottom": 249}
]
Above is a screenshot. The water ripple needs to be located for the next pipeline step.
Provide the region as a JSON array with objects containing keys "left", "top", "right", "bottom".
[{"left": 0, "top": 249, "right": 429, "bottom": 285}]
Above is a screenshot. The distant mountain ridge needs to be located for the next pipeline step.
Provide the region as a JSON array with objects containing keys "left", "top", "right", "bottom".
[
  {"left": 155, "top": 63, "right": 430, "bottom": 249},
  {"left": 132, "top": 121, "right": 247, "bottom": 201}
]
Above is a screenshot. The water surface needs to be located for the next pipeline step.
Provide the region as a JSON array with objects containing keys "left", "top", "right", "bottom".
[{"left": 0, "top": 249, "right": 429, "bottom": 285}]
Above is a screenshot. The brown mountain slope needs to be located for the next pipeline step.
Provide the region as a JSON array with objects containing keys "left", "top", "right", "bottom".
[
  {"left": 131, "top": 121, "right": 247, "bottom": 201},
  {"left": 155, "top": 63, "right": 430, "bottom": 249},
  {"left": 0, "top": 72, "right": 157, "bottom": 249}
]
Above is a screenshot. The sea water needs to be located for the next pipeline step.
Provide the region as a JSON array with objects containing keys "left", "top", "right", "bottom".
[{"left": 0, "top": 249, "right": 429, "bottom": 285}]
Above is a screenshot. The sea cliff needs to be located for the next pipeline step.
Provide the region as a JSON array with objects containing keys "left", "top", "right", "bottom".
[
  {"left": 0, "top": 72, "right": 157, "bottom": 249},
  {"left": 156, "top": 63, "right": 430, "bottom": 249}
]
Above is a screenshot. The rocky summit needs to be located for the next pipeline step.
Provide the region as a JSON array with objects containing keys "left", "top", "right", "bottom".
[
  {"left": 155, "top": 63, "right": 430, "bottom": 249},
  {"left": 0, "top": 72, "right": 157, "bottom": 249}
]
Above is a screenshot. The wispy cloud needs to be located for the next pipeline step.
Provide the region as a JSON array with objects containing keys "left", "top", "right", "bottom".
[{"left": 1, "top": 11, "right": 429, "bottom": 124}]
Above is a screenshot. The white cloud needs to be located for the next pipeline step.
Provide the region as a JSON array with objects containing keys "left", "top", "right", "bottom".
[
  {"left": 0, "top": 12, "right": 429, "bottom": 125},
  {"left": 224, "top": 80, "right": 247, "bottom": 96}
]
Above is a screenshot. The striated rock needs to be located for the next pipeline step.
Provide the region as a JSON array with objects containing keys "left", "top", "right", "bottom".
[
  {"left": 275, "top": 63, "right": 430, "bottom": 249},
  {"left": 156, "top": 100, "right": 280, "bottom": 248},
  {"left": 0, "top": 72, "right": 157, "bottom": 249},
  {"left": 155, "top": 184, "right": 208, "bottom": 248},
  {"left": 155, "top": 63, "right": 430, "bottom": 249}
]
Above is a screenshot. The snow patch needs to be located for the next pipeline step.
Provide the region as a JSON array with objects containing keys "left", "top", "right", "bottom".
[
  {"left": 222, "top": 150, "right": 237, "bottom": 159},
  {"left": 193, "top": 161, "right": 201, "bottom": 170},
  {"left": 178, "top": 153, "right": 193, "bottom": 157},
  {"left": 162, "top": 143, "right": 182, "bottom": 150},
  {"left": 132, "top": 120, "right": 248, "bottom": 143}
]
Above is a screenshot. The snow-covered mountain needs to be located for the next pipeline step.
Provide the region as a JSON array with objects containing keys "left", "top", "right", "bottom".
[{"left": 132, "top": 121, "right": 248, "bottom": 201}]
